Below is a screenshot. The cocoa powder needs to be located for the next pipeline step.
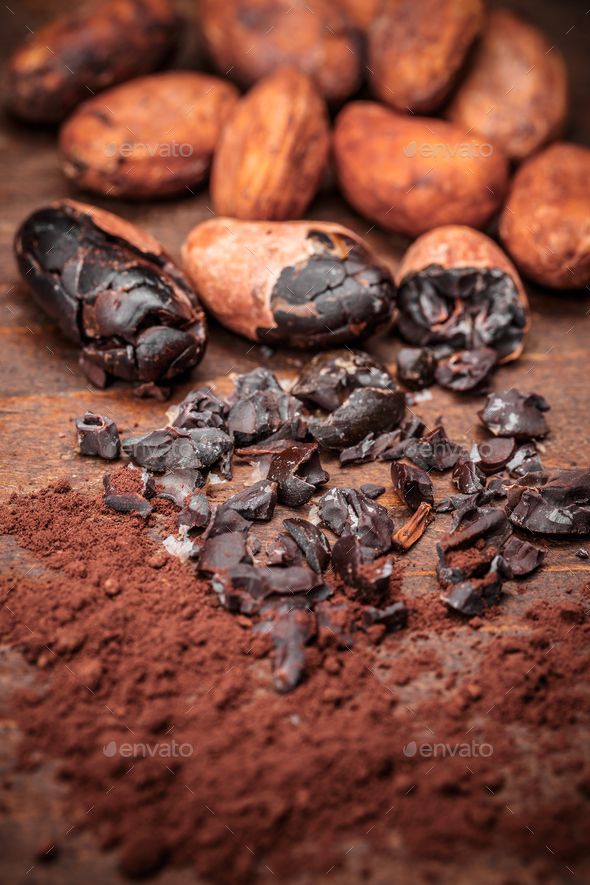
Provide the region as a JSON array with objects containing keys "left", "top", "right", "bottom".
[{"left": 1, "top": 483, "right": 589, "bottom": 881}]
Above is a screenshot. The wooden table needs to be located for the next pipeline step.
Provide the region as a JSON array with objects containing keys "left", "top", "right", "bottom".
[{"left": 1, "top": 1, "right": 589, "bottom": 882}]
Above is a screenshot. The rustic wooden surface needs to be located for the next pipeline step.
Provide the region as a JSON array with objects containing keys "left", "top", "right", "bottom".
[{"left": 1, "top": 1, "right": 589, "bottom": 883}]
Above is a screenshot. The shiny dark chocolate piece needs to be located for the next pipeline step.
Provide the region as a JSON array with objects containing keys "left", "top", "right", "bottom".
[
  {"left": 171, "top": 388, "right": 228, "bottom": 431},
  {"left": 292, "top": 349, "right": 394, "bottom": 412},
  {"left": 318, "top": 487, "right": 393, "bottom": 555},
  {"left": 435, "top": 347, "right": 497, "bottom": 392},
  {"left": 310, "top": 387, "right": 405, "bottom": 451},
  {"left": 477, "top": 437, "right": 516, "bottom": 474},
  {"left": 478, "top": 389, "right": 550, "bottom": 440},
  {"left": 75, "top": 411, "right": 120, "bottom": 460},
  {"left": 283, "top": 518, "right": 331, "bottom": 573},
  {"left": 123, "top": 426, "right": 233, "bottom": 477},
  {"left": 222, "top": 480, "right": 278, "bottom": 521},
  {"left": 331, "top": 535, "right": 394, "bottom": 602},
  {"left": 391, "top": 462, "right": 434, "bottom": 511},
  {"left": 452, "top": 459, "right": 486, "bottom": 495},
  {"left": 501, "top": 536, "right": 544, "bottom": 576},
  {"left": 267, "top": 443, "right": 329, "bottom": 507},
  {"left": 508, "top": 469, "right": 590, "bottom": 536},
  {"left": 396, "top": 347, "right": 436, "bottom": 390},
  {"left": 178, "top": 492, "right": 210, "bottom": 532},
  {"left": 506, "top": 443, "right": 544, "bottom": 478},
  {"left": 405, "top": 424, "right": 464, "bottom": 472}
]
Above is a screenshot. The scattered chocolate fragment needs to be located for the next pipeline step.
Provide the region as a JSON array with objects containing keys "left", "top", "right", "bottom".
[
  {"left": 478, "top": 389, "right": 550, "bottom": 440},
  {"left": 435, "top": 347, "right": 497, "bottom": 392},
  {"left": 199, "top": 532, "right": 249, "bottom": 573},
  {"left": 270, "top": 604, "right": 316, "bottom": 694},
  {"left": 391, "top": 462, "right": 434, "bottom": 511},
  {"left": 362, "top": 602, "right": 408, "bottom": 632},
  {"left": 171, "top": 388, "right": 228, "bottom": 431},
  {"left": 405, "top": 424, "right": 464, "bottom": 472},
  {"left": 340, "top": 418, "right": 425, "bottom": 466},
  {"left": 123, "top": 426, "right": 233, "bottom": 477},
  {"left": 360, "top": 484, "right": 385, "bottom": 499},
  {"left": 437, "top": 507, "right": 511, "bottom": 599},
  {"left": 441, "top": 566, "right": 504, "bottom": 617},
  {"left": 396, "top": 348, "right": 436, "bottom": 390},
  {"left": 207, "top": 506, "right": 252, "bottom": 538},
  {"left": 508, "top": 469, "right": 590, "bottom": 536},
  {"left": 133, "top": 381, "right": 171, "bottom": 401},
  {"left": 577, "top": 548, "right": 589, "bottom": 560},
  {"left": 178, "top": 492, "right": 210, "bottom": 532},
  {"left": 15, "top": 201, "right": 207, "bottom": 389},
  {"left": 222, "top": 481, "right": 278, "bottom": 521},
  {"left": 154, "top": 468, "right": 203, "bottom": 507},
  {"left": 452, "top": 460, "right": 486, "bottom": 495},
  {"left": 227, "top": 372, "right": 304, "bottom": 447},
  {"left": 103, "top": 472, "right": 153, "bottom": 519},
  {"left": 266, "top": 534, "right": 304, "bottom": 567},
  {"left": 267, "top": 443, "right": 329, "bottom": 507},
  {"left": 506, "top": 443, "right": 544, "bottom": 478},
  {"left": 318, "top": 488, "right": 393, "bottom": 555},
  {"left": 292, "top": 350, "right": 395, "bottom": 412},
  {"left": 478, "top": 437, "right": 516, "bottom": 474},
  {"left": 310, "top": 388, "right": 405, "bottom": 451},
  {"left": 283, "top": 519, "right": 331, "bottom": 574},
  {"left": 396, "top": 226, "right": 529, "bottom": 363},
  {"left": 501, "top": 536, "right": 544, "bottom": 577},
  {"left": 75, "top": 411, "right": 120, "bottom": 460},
  {"left": 331, "top": 535, "right": 394, "bottom": 602},
  {"left": 391, "top": 503, "right": 434, "bottom": 553}
]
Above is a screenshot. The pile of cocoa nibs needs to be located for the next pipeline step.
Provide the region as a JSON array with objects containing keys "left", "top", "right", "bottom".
[{"left": 76, "top": 350, "right": 590, "bottom": 692}]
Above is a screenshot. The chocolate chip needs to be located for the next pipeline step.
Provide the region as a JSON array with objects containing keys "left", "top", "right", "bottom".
[
  {"left": 508, "top": 469, "right": 590, "bottom": 536},
  {"left": 501, "top": 536, "right": 544, "bottom": 576},
  {"left": 318, "top": 487, "right": 393, "bottom": 555},
  {"left": 391, "top": 462, "right": 434, "bottom": 511},
  {"left": 222, "top": 480, "right": 278, "bottom": 521},
  {"left": 478, "top": 389, "right": 550, "bottom": 440},
  {"left": 283, "top": 518, "right": 331, "bottom": 573},
  {"left": 331, "top": 535, "right": 394, "bottom": 602},
  {"left": 75, "top": 411, "right": 120, "bottom": 459}
]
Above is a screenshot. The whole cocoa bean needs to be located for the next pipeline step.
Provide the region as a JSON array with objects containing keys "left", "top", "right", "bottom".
[
  {"left": 211, "top": 67, "right": 330, "bottom": 221},
  {"left": 333, "top": 102, "right": 508, "bottom": 237},
  {"left": 396, "top": 226, "right": 529, "bottom": 363},
  {"left": 368, "top": 0, "right": 484, "bottom": 113},
  {"left": 59, "top": 72, "right": 239, "bottom": 199},
  {"left": 14, "top": 200, "right": 207, "bottom": 389},
  {"left": 200, "top": 0, "right": 362, "bottom": 102},
  {"left": 445, "top": 9, "right": 568, "bottom": 161},
  {"left": 499, "top": 143, "right": 590, "bottom": 289},
  {"left": 5, "top": 0, "right": 179, "bottom": 123},
  {"left": 182, "top": 219, "right": 396, "bottom": 349}
]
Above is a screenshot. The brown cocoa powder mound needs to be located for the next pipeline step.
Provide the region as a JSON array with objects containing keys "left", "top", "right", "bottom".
[{"left": 1, "top": 485, "right": 589, "bottom": 882}]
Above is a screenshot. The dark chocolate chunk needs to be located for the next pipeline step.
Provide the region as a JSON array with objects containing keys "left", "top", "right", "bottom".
[
  {"left": 391, "top": 461, "right": 434, "bottom": 511},
  {"left": 102, "top": 473, "right": 152, "bottom": 519},
  {"left": 310, "top": 387, "right": 405, "bottom": 451},
  {"left": 331, "top": 535, "right": 393, "bottom": 602},
  {"left": 396, "top": 347, "right": 436, "bottom": 390},
  {"left": 15, "top": 202, "right": 206, "bottom": 388},
  {"left": 478, "top": 389, "right": 550, "bottom": 440},
  {"left": 397, "top": 264, "right": 528, "bottom": 362},
  {"left": 283, "top": 518, "right": 331, "bottom": 573},
  {"left": 292, "top": 349, "right": 395, "bottom": 412},
  {"left": 452, "top": 459, "right": 486, "bottom": 495},
  {"left": 75, "top": 411, "right": 120, "bottom": 459},
  {"left": 267, "top": 443, "right": 328, "bottom": 507},
  {"left": 178, "top": 492, "right": 210, "bottom": 531},
  {"left": 435, "top": 347, "right": 497, "bottom": 392},
  {"left": 577, "top": 548, "right": 589, "bottom": 560},
  {"left": 154, "top": 468, "right": 203, "bottom": 507},
  {"left": 230, "top": 368, "right": 284, "bottom": 399},
  {"left": 269, "top": 604, "right": 316, "bottom": 693},
  {"left": 133, "top": 381, "right": 171, "bottom": 401},
  {"left": 501, "top": 536, "right": 544, "bottom": 576},
  {"left": 199, "top": 532, "right": 250, "bottom": 573},
  {"left": 362, "top": 602, "right": 408, "bottom": 632},
  {"left": 405, "top": 424, "right": 464, "bottom": 471},
  {"left": 391, "top": 502, "right": 433, "bottom": 552},
  {"left": 123, "top": 426, "right": 233, "bottom": 477},
  {"left": 266, "top": 533, "right": 304, "bottom": 566},
  {"left": 440, "top": 567, "right": 504, "bottom": 617},
  {"left": 207, "top": 506, "right": 252, "bottom": 537},
  {"left": 222, "top": 480, "right": 278, "bottom": 521},
  {"left": 171, "top": 388, "right": 228, "bottom": 431},
  {"left": 360, "top": 483, "right": 386, "bottom": 499},
  {"left": 477, "top": 437, "right": 516, "bottom": 474},
  {"left": 508, "top": 468, "right": 590, "bottom": 536},
  {"left": 228, "top": 386, "right": 304, "bottom": 448},
  {"left": 318, "top": 487, "right": 393, "bottom": 554},
  {"left": 437, "top": 506, "right": 511, "bottom": 591},
  {"left": 506, "top": 443, "right": 544, "bottom": 478}
]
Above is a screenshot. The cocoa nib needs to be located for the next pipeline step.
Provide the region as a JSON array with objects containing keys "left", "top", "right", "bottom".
[
  {"left": 318, "top": 487, "right": 393, "bottom": 555},
  {"left": 405, "top": 424, "right": 464, "bottom": 471},
  {"left": 396, "top": 347, "right": 436, "bottom": 390},
  {"left": 211, "top": 564, "right": 324, "bottom": 613},
  {"left": 292, "top": 349, "right": 395, "bottom": 412},
  {"left": 478, "top": 389, "right": 550, "bottom": 440},
  {"left": 199, "top": 532, "right": 250, "bottom": 573},
  {"left": 506, "top": 443, "right": 544, "bottom": 478},
  {"left": 310, "top": 387, "right": 405, "bottom": 451},
  {"left": 331, "top": 535, "right": 394, "bottom": 602},
  {"left": 266, "top": 533, "right": 304, "bottom": 567},
  {"left": 477, "top": 437, "right": 516, "bottom": 474},
  {"left": 14, "top": 201, "right": 207, "bottom": 388},
  {"left": 360, "top": 483, "right": 385, "bottom": 499},
  {"left": 283, "top": 518, "right": 331, "bottom": 574},
  {"left": 178, "top": 492, "right": 210, "bottom": 532},
  {"left": 339, "top": 418, "right": 425, "bottom": 466},
  {"left": 154, "top": 468, "right": 203, "bottom": 507},
  {"left": 267, "top": 443, "right": 329, "bottom": 507},
  {"left": 508, "top": 469, "right": 590, "bottom": 536},
  {"left": 435, "top": 347, "right": 497, "bottom": 392},
  {"left": 501, "top": 536, "right": 544, "bottom": 577},
  {"left": 362, "top": 602, "right": 408, "bottom": 632},
  {"left": 452, "top": 459, "right": 486, "bottom": 495},
  {"left": 103, "top": 471, "right": 153, "bottom": 519},
  {"left": 221, "top": 480, "right": 278, "bottom": 521},
  {"left": 391, "top": 462, "right": 434, "bottom": 511},
  {"left": 75, "top": 411, "right": 120, "bottom": 460},
  {"left": 397, "top": 264, "right": 528, "bottom": 362},
  {"left": 122, "top": 426, "right": 233, "bottom": 478},
  {"left": 440, "top": 568, "right": 504, "bottom": 617},
  {"left": 170, "top": 388, "right": 228, "bottom": 431},
  {"left": 228, "top": 376, "right": 305, "bottom": 447},
  {"left": 268, "top": 604, "right": 316, "bottom": 694},
  {"left": 391, "top": 503, "right": 433, "bottom": 552},
  {"left": 261, "top": 230, "right": 396, "bottom": 348}
]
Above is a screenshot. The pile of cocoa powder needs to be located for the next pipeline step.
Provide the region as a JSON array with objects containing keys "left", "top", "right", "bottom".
[{"left": 1, "top": 482, "right": 589, "bottom": 882}]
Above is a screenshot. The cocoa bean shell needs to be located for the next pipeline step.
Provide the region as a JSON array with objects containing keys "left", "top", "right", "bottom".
[
  {"left": 368, "top": 0, "right": 484, "bottom": 114},
  {"left": 200, "top": 0, "right": 362, "bottom": 102},
  {"left": 445, "top": 9, "right": 568, "bottom": 162},
  {"left": 333, "top": 102, "right": 508, "bottom": 237},
  {"left": 181, "top": 219, "right": 396, "bottom": 348},
  {"left": 396, "top": 226, "right": 530, "bottom": 363},
  {"left": 59, "top": 72, "right": 239, "bottom": 199},
  {"left": 499, "top": 143, "right": 590, "bottom": 290},
  {"left": 211, "top": 67, "right": 330, "bottom": 221},
  {"left": 5, "top": 0, "right": 179, "bottom": 123}
]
